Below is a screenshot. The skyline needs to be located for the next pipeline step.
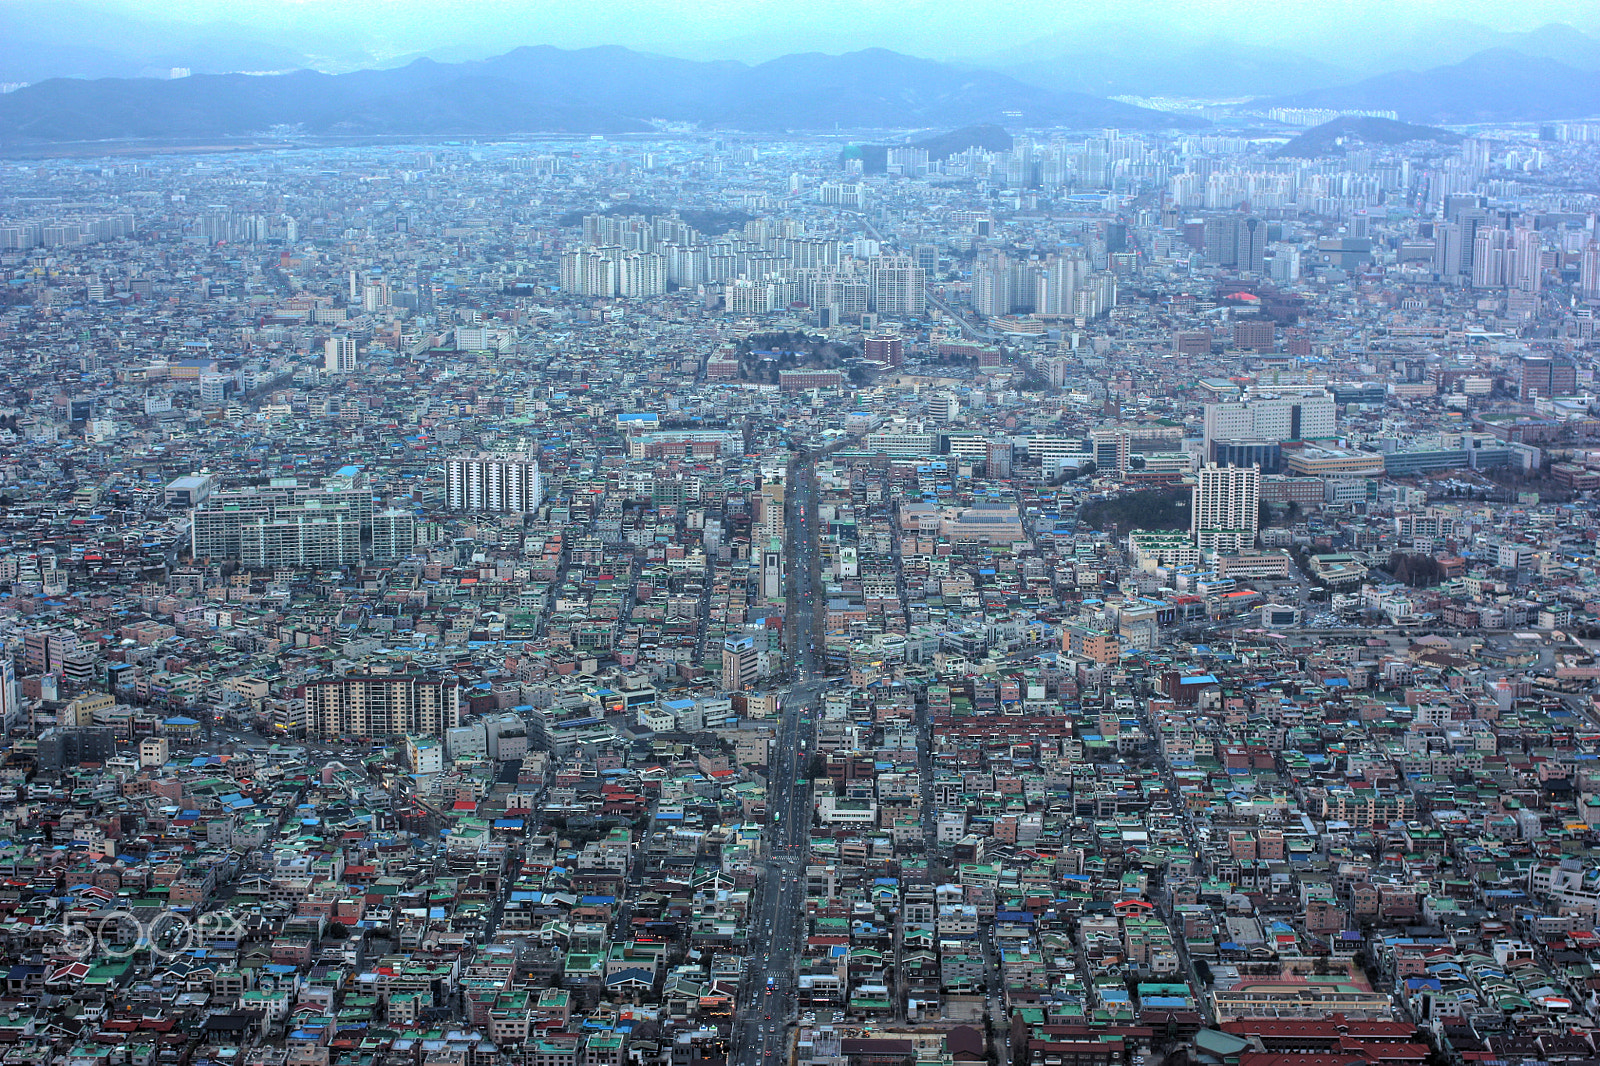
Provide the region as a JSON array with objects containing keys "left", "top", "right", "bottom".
[{"left": 5, "top": 0, "right": 1600, "bottom": 76}]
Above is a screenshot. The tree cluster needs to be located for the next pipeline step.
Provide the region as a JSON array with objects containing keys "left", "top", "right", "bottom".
[
  {"left": 1080, "top": 488, "right": 1190, "bottom": 532},
  {"left": 1386, "top": 551, "right": 1444, "bottom": 587}
]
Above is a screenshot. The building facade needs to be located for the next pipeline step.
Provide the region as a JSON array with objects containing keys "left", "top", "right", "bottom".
[{"left": 304, "top": 673, "right": 462, "bottom": 740}]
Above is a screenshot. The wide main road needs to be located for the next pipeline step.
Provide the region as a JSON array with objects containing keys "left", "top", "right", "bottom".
[{"left": 735, "top": 448, "right": 827, "bottom": 1066}]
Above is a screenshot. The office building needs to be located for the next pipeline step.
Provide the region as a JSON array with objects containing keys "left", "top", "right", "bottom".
[
  {"left": 1203, "top": 216, "right": 1238, "bottom": 267},
  {"left": 304, "top": 672, "right": 461, "bottom": 740},
  {"left": 1233, "top": 320, "right": 1275, "bottom": 351},
  {"left": 1089, "top": 428, "right": 1132, "bottom": 479},
  {"left": 1521, "top": 355, "right": 1577, "bottom": 400},
  {"left": 863, "top": 332, "right": 903, "bottom": 366},
  {"left": 1236, "top": 216, "right": 1267, "bottom": 273},
  {"left": 1203, "top": 216, "right": 1267, "bottom": 272},
  {"left": 722, "top": 636, "right": 759, "bottom": 692},
  {"left": 1211, "top": 440, "right": 1283, "bottom": 474},
  {"left": 1191, "top": 463, "right": 1261, "bottom": 555},
  {"left": 1202, "top": 396, "right": 1336, "bottom": 449},
  {"left": 445, "top": 452, "right": 545, "bottom": 513}
]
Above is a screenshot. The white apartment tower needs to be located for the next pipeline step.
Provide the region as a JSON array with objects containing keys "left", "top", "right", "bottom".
[
  {"left": 870, "top": 255, "right": 926, "bottom": 319},
  {"left": 446, "top": 452, "right": 545, "bottom": 513},
  {"left": 325, "top": 334, "right": 357, "bottom": 373},
  {"left": 1191, "top": 463, "right": 1261, "bottom": 555}
]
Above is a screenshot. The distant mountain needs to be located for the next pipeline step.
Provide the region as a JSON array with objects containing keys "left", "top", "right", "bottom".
[
  {"left": 1263, "top": 50, "right": 1600, "bottom": 125},
  {"left": 850, "top": 124, "right": 1014, "bottom": 173},
  {"left": 0, "top": 0, "right": 321, "bottom": 82},
  {"left": 911, "top": 124, "right": 1014, "bottom": 160},
  {"left": 0, "top": 45, "right": 1203, "bottom": 146},
  {"left": 972, "top": 24, "right": 1354, "bottom": 99},
  {"left": 1355, "top": 21, "right": 1600, "bottom": 79},
  {"left": 1273, "top": 116, "right": 1462, "bottom": 158},
  {"left": 973, "top": 20, "right": 1600, "bottom": 104}
]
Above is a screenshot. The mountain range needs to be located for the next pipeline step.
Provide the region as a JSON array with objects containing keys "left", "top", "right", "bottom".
[
  {"left": 0, "top": 45, "right": 1203, "bottom": 146},
  {"left": 1261, "top": 50, "right": 1600, "bottom": 125},
  {"left": 973, "top": 20, "right": 1600, "bottom": 102}
]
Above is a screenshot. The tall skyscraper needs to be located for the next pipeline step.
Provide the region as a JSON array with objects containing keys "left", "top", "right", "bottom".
[
  {"left": 446, "top": 452, "right": 545, "bottom": 513},
  {"left": 1192, "top": 463, "right": 1261, "bottom": 555},
  {"left": 1203, "top": 216, "right": 1238, "bottom": 266},
  {"left": 1236, "top": 217, "right": 1267, "bottom": 274},
  {"left": 1433, "top": 222, "right": 1464, "bottom": 277},
  {"left": 973, "top": 253, "right": 1015, "bottom": 317},
  {"left": 1513, "top": 227, "right": 1542, "bottom": 293},
  {"left": 1034, "top": 254, "right": 1081, "bottom": 316},
  {"left": 1583, "top": 242, "right": 1600, "bottom": 301}
]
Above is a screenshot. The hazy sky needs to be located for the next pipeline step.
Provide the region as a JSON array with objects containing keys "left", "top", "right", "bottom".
[{"left": 13, "top": 0, "right": 1600, "bottom": 67}]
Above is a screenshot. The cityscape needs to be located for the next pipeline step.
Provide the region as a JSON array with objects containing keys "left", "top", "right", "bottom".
[{"left": 8, "top": 8, "right": 1600, "bottom": 1066}]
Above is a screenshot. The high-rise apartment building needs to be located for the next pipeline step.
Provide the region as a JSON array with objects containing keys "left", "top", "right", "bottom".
[
  {"left": 559, "top": 247, "right": 668, "bottom": 297},
  {"left": 445, "top": 452, "right": 545, "bottom": 513},
  {"left": 305, "top": 672, "right": 461, "bottom": 740},
  {"left": 191, "top": 482, "right": 373, "bottom": 562},
  {"left": 870, "top": 255, "right": 926, "bottom": 319},
  {"left": 325, "top": 334, "right": 356, "bottom": 373},
  {"left": 371, "top": 509, "right": 418, "bottom": 562},
  {"left": 1192, "top": 463, "right": 1261, "bottom": 555},
  {"left": 1034, "top": 254, "right": 1082, "bottom": 317},
  {"left": 361, "top": 280, "right": 389, "bottom": 313},
  {"left": 238, "top": 502, "right": 362, "bottom": 569},
  {"left": 973, "top": 254, "right": 1015, "bottom": 317},
  {"left": 1582, "top": 243, "right": 1600, "bottom": 301}
]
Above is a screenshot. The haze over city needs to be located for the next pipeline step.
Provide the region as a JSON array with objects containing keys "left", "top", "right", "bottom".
[
  {"left": 7, "top": 9, "right": 1600, "bottom": 1066},
  {"left": 6, "top": 0, "right": 1600, "bottom": 83}
]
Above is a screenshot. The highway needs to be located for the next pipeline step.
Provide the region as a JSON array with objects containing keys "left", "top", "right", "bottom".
[{"left": 735, "top": 446, "right": 827, "bottom": 1066}]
